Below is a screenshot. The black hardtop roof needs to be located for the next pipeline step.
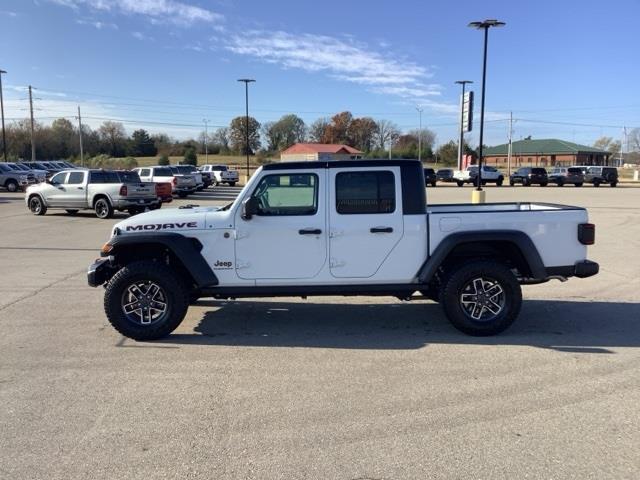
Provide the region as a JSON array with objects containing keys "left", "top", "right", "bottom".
[{"left": 262, "top": 159, "right": 422, "bottom": 170}]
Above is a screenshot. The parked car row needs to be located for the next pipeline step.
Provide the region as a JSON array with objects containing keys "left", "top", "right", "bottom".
[{"left": 423, "top": 166, "right": 620, "bottom": 188}]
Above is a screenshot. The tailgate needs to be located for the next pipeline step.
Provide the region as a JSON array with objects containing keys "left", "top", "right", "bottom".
[
  {"left": 176, "top": 175, "right": 196, "bottom": 187},
  {"left": 125, "top": 182, "right": 156, "bottom": 198}
]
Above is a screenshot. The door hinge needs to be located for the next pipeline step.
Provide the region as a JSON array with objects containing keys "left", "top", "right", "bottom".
[
  {"left": 329, "top": 230, "right": 344, "bottom": 238},
  {"left": 330, "top": 258, "right": 346, "bottom": 268},
  {"left": 235, "top": 230, "right": 249, "bottom": 240},
  {"left": 235, "top": 260, "right": 251, "bottom": 269}
]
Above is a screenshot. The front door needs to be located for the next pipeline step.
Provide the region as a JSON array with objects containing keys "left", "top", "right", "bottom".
[
  {"left": 59, "top": 170, "right": 86, "bottom": 207},
  {"left": 45, "top": 172, "right": 69, "bottom": 207},
  {"left": 234, "top": 171, "right": 327, "bottom": 280},
  {"left": 328, "top": 167, "right": 403, "bottom": 278}
]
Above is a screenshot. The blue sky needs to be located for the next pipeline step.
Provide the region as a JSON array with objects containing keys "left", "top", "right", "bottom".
[{"left": 0, "top": 0, "right": 638, "bottom": 148}]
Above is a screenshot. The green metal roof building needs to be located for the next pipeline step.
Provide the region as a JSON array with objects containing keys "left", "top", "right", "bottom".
[{"left": 483, "top": 139, "right": 610, "bottom": 168}]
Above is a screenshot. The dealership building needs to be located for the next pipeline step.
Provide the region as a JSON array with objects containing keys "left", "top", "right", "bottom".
[
  {"left": 483, "top": 139, "right": 610, "bottom": 167},
  {"left": 280, "top": 143, "right": 363, "bottom": 161}
]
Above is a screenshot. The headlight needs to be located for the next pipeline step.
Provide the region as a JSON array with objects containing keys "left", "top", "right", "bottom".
[{"left": 19, "top": 175, "right": 28, "bottom": 181}]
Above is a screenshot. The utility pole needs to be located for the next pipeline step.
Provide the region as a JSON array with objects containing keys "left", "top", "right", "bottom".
[
  {"left": 507, "top": 111, "right": 513, "bottom": 176},
  {"left": 0, "top": 69, "right": 7, "bottom": 161},
  {"left": 28, "top": 85, "right": 36, "bottom": 161},
  {"left": 76, "top": 106, "right": 84, "bottom": 167},
  {"left": 416, "top": 106, "right": 423, "bottom": 162},
  {"left": 237, "top": 78, "right": 255, "bottom": 182},
  {"left": 203, "top": 119, "right": 209, "bottom": 163}
]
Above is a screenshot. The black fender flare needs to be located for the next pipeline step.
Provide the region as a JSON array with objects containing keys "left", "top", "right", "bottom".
[
  {"left": 417, "top": 230, "right": 546, "bottom": 283},
  {"left": 107, "top": 232, "right": 218, "bottom": 287}
]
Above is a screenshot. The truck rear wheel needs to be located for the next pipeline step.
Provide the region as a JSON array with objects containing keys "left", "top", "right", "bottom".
[
  {"left": 456, "top": 180, "right": 464, "bottom": 187},
  {"left": 439, "top": 260, "right": 522, "bottom": 336},
  {"left": 104, "top": 260, "right": 189, "bottom": 341},
  {"left": 94, "top": 198, "right": 113, "bottom": 219}
]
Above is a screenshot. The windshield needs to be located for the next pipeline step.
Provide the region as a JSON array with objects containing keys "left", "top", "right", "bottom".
[
  {"left": 117, "top": 171, "right": 142, "bottom": 183},
  {"left": 177, "top": 165, "right": 196, "bottom": 173}
]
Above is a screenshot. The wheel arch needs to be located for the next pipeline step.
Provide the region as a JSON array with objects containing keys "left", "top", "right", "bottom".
[
  {"left": 417, "top": 230, "right": 546, "bottom": 284},
  {"left": 91, "top": 193, "right": 112, "bottom": 208},
  {"left": 106, "top": 233, "right": 218, "bottom": 289}
]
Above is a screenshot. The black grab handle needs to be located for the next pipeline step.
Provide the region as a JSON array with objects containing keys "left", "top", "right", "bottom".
[
  {"left": 299, "top": 228, "right": 322, "bottom": 235},
  {"left": 370, "top": 227, "right": 393, "bottom": 233}
]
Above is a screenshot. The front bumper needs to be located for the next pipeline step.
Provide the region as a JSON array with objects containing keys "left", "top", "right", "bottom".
[{"left": 88, "top": 257, "right": 116, "bottom": 287}]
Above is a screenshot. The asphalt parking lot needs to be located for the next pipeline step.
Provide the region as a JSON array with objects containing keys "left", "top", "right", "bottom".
[{"left": 1, "top": 183, "right": 639, "bottom": 479}]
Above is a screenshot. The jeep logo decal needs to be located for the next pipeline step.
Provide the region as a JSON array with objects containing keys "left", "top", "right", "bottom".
[
  {"left": 213, "top": 260, "right": 233, "bottom": 269},
  {"left": 125, "top": 221, "right": 198, "bottom": 232}
]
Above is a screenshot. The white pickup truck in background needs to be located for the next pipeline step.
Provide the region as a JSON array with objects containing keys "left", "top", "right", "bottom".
[
  {"left": 199, "top": 164, "right": 239, "bottom": 186},
  {"left": 26, "top": 169, "right": 160, "bottom": 218},
  {"left": 133, "top": 166, "right": 197, "bottom": 198},
  {"left": 453, "top": 165, "right": 505, "bottom": 187},
  {"left": 88, "top": 159, "right": 599, "bottom": 341}
]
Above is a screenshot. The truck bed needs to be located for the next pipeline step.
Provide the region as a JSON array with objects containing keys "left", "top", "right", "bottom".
[{"left": 427, "top": 202, "right": 588, "bottom": 268}]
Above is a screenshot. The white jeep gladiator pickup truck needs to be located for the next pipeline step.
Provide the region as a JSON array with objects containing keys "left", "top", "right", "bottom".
[
  {"left": 454, "top": 165, "right": 505, "bottom": 187},
  {"left": 88, "top": 160, "right": 598, "bottom": 340},
  {"left": 26, "top": 169, "right": 160, "bottom": 218}
]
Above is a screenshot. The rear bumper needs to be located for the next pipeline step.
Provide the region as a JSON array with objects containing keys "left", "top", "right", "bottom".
[
  {"left": 113, "top": 197, "right": 161, "bottom": 209},
  {"left": 546, "top": 260, "right": 599, "bottom": 279}
]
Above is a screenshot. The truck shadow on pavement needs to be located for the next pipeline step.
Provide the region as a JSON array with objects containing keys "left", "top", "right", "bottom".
[{"left": 160, "top": 299, "right": 640, "bottom": 353}]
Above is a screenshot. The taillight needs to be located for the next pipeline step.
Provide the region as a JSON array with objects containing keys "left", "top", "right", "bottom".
[
  {"left": 119, "top": 185, "right": 127, "bottom": 196},
  {"left": 578, "top": 223, "right": 595, "bottom": 245}
]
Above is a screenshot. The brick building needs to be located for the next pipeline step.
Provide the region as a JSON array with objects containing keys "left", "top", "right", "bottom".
[
  {"left": 483, "top": 139, "right": 609, "bottom": 168},
  {"left": 280, "top": 143, "right": 363, "bottom": 161}
]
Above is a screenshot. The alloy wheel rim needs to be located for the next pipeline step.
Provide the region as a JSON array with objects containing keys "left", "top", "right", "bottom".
[
  {"left": 30, "top": 198, "right": 41, "bottom": 213},
  {"left": 460, "top": 277, "right": 505, "bottom": 322},
  {"left": 96, "top": 201, "right": 107, "bottom": 217},
  {"left": 121, "top": 281, "right": 168, "bottom": 326}
]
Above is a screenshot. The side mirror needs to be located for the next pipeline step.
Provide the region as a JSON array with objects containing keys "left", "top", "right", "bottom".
[{"left": 241, "top": 197, "right": 259, "bottom": 220}]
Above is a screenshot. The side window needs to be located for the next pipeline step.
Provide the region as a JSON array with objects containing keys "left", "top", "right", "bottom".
[
  {"left": 90, "top": 172, "right": 105, "bottom": 183},
  {"left": 336, "top": 171, "right": 395, "bottom": 215},
  {"left": 50, "top": 172, "right": 67, "bottom": 184},
  {"left": 251, "top": 173, "right": 318, "bottom": 216},
  {"left": 66, "top": 171, "right": 85, "bottom": 184},
  {"left": 139, "top": 168, "right": 150, "bottom": 177}
]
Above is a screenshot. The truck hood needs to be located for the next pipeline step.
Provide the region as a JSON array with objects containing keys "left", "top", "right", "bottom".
[{"left": 112, "top": 205, "right": 228, "bottom": 236}]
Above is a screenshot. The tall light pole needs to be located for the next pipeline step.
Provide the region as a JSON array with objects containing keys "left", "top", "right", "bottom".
[
  {"left": 0, "top": 69, "right": 6, "bottom": 161},
  {"left": 455, "top": 80, "right": 473, "bottom": 171},
  {"left": 76, "top": 106, "right": 84, "bottom": 166},
  {"left": 28, "top": 85, "right": 36, "bottom": 161},
  {"left": 237, "top": 79, "right": 255, "bottom": 181},
  {"left": 468, "top": 19, "right": 505, "bottom": 203},
  {"left": 203, "top": 119, "right": 209, "bottom": 163},
  {"left": 416, "top": 106, "right": 423, "bottom": 162}
]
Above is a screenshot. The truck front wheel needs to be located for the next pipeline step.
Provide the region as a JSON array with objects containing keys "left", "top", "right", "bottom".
[
  {"left": 104, "top": 261, "right": 189, "bottom": 341},
  {"left": 439, "top": 260, "right": 522, "bottom": 336}
]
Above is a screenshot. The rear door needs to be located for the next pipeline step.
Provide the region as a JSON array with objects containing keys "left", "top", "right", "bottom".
[
  {"left": 59, "top": 170, "right": 87, "bottom": 207},
  {"left": 328, "top": 167, "right": 403, "bottom": 278}
]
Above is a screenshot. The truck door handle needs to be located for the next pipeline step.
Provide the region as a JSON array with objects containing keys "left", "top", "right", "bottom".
[
  {"left": 370, "top": 227, "right": 393, "bottom": 233},
  {"left": 77, "top": 187, "right": 83, "bottom": 190},
  {"left": 299, "top": 228, "right": 322, "bottom": 235}
]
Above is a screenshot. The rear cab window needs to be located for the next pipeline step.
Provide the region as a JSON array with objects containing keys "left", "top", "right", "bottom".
[
  {"left": 153, "top": 167, "right": 173, "bottom": 177},
  {"left": 335, "top": 171, "right": 395, "bottom": 214},
  {"left": 89, "top": 171, "right": 121, "bottom": 183}
]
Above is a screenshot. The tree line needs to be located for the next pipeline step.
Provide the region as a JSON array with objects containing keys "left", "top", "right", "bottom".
[{"left": 5, "top": 111, "right": 635, "bottom": 166}]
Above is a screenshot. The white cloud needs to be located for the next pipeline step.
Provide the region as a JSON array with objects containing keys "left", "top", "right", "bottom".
[
  {"left": 0, "top": 10, "right": 18, "bottom": 17},
  {"left": 75, "top": 18, "right": 118, "bottom": 29},
  {"left": 225, "top": 30, "right": 445, "bottom": 105},
  {"left": 47, "top": 0, "right": 223, "bottom": 26},
  {"left": 132, "top": 31, "right": 153, "bottom": 41}
]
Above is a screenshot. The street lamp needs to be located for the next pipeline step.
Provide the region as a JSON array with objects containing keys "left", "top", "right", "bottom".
[
  {"left": 203, "top": 119, "right": 209, "bottom": 164},
  {"left": 455, "top": 80, "right": 473, "bottom": 171},
  {"left": 468, "top": 19, "right": 505, "bottom": 203},
  {"left": 237, "top": 78, "right": 255, "bottom": 181},
  {"left": 415, "top": 106, "right": 423, "bottom": 162},
  {"left": 0, "top": 69, "right": 7, "bottom": 161}
]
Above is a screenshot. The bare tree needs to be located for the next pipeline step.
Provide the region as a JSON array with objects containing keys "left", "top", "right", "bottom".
[
  {"left": 309, "top": 117, "right": 330, "bottom": 143},
  {"left": 373, "top": 119, "right": 400, "bottom": 149}
]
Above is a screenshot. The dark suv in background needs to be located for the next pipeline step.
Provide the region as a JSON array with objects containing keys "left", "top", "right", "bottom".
[
  {"left": 580, "top": 166, "right": 619, "bottom": 187},
  {"left": 548, "top": 166, "right": 584, "bottom": 187},
  {"left": 423, "top": 168, "right": 437, "bottom": 187},
  {"left": 509, "top": 167, "right": 548, "bottom": 186},
  {"left": 436, "top": 168, "right": 455, "bottom": 183}
]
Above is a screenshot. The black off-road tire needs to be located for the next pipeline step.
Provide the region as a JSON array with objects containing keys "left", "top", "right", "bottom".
[
  {"left": 104, "top": 261, "right": 189, "bottom": 341},
  {"left": 456, "top": 180, "right": 464, "bottom": 187},
  {"left": 94, "top": 197, "right": 113, "bottom": 219},
  {"left": 28, "top": 195, "right": 47, "bottom": 215},
  {"left": 496, "top": 177, "right": 504, "bottom": 186},
  {"left": 611, "top": 181, "right": 618, "bottom": 187},
  {"left": 541, "top": 182, "right": 548, "bottom": 187},
  {"left": 575, "top": 182, "right": 583, "bottom": 187},
  {"left": 229, "top": 182, "right": 236, "bottom": 187},
  {"left": 431, "top": 181, "right": 437, "bottom": 187},
  {"left": 439, "top": 260, "right": 522, "bottom": 336},
  {"left": 593, "top": 180, "right": 601, "bottom": 187}
]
